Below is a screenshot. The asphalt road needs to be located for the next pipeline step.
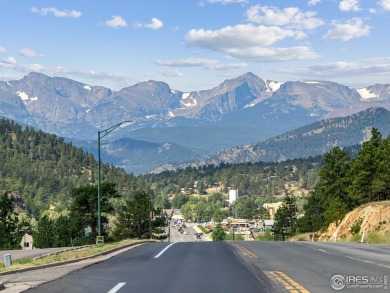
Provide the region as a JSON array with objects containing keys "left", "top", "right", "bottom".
[
  {"left": 25, "top": 242, "right": 274, "bottom": 293},
  {"left": 169, "top": 224, "right": 204, "bottom": 242},
  {"left": 2, "top": 240, "right": 389, "bottom": 293},
  {"left": 235, "top": 241, "right": 390, "bottom": 293}
]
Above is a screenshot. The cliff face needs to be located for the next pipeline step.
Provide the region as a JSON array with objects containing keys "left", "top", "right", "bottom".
[{"left": 319, "top": 201, "right": 390, "bottom": 243}]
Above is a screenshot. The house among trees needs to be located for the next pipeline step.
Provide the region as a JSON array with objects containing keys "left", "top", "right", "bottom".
[
  {"left": 263, "top": 202, "right": 283, "bottom": 220},
  {"left": 19, "top": 226, "right": 33, "bottom": 250}
]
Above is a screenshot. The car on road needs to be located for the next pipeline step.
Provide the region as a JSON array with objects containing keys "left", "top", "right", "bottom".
[{"left": 183, "top": 231, "right": 188, "bottom": 235}]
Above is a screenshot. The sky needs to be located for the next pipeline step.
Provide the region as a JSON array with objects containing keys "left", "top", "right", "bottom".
[{"left": 0, "top": 0, "right": 389, "bottom": 92}]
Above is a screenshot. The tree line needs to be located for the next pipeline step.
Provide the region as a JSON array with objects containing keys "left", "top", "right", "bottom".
[
  {"left": 271, "top": 128, "right": 390, "bottom": 240},
  {"left": 0, "top": 183, "right": 167, "bottom": 249}
]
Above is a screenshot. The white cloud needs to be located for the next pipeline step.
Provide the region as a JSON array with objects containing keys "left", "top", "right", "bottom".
[
  {"left": 246, "top": 5, "right": 324, "bottom": 30},
  {"left": 0, "top": 60, "right": 136, "bottom": 89},
  {"left": 339, "top": 0, "right": 361, "bottom": 12},
  {"left": 134, "top": 18, "right": 163, "bottom": 30},
  {"left": 308, "top": 0, "right": 321, "bottom": 6},
  {"left": 2, "top": 57, "right": 17, "bottom": 64},
  {"left": 226, "top": 46, "right": 319, "bottom": 61},
  {"left": 0, "top": 46, "right": 6, "bottom": 53},
  {"left": 145, "top": 18, "right": 164, "bottom": 30},
  {"left": 272, "top": 60, "right": 390, "bottom": 85},
  {"left": 161, "top": 69, "right": 183, "bottom": 77},
  {"left": 0, "top": 60, "right": 43, "bottom": 72},
  {"left": 186, "top": 24, "right": 305, "bottom": 50},
  {"left": 379, "top": 0, "right": 390, "bottom": 10},
  {"left": 19, "top": 48, "right": 38, "bottom": 57},
  {"left": 104, "top": 16, "right": 127, "bottom": 28},
  {"left": 155, "top": 58, "right": 247, "bottom": 70},
  {"left": 323, "top": 18, "right": 371, "bottom": 41},
  {"left": 31, "top": 7, "right": 81, "bottom": 18},
  {"left": 308, "top": 61, "right": 390, "bottom": 76},
  {"left": 184, "top": 24, "right": 319, "bottom": 61},
  {"left": 206, "top": 0, "right": 248, "bottom": 3},
  {"left": 364, "top": 57, "right": 390, "bottom": 62}
]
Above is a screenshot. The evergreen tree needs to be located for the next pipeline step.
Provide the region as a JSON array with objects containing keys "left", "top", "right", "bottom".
[
  {"left": 34, "top": 215, "right": 55, "bottom": 248},
  {"left": 53, "top": 215, "right": 77, "bottom": 247},
  {"left": 373, "top": 136, "right": 390, "bottom": 201},
  {"left": 69, "top": 182, "right": 119, "bottom": 241},
  {"left": 0, "top": 193, "right": 18, "bottom": 249},
  {"left": 272, "top": 195, "right": 297, "bottom": 241},
  {"left": 151, "top": 208, "right": 168, "bottom": 241},
  {"left": 299, "top": 147, "right": 351, "bottom": 232},
  {"left": 348, "top": 128, "right": 382, "bottom": 203},
  {"left": 111, "top": 190, "right": 151, "bottom": 240}
]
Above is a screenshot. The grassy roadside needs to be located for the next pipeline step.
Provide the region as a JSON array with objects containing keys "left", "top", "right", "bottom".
[{"left": 0, "top": 239, "right": 157, "bottom": 273}]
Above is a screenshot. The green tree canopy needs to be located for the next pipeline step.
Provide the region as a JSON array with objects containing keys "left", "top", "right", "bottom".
[
  {"left": 272, "top": 195, "right": 297, "bottom": 241},
  {"left": 111, "top": 190, "right": 151, "bottom": 240},
  {"left": 211, "top": 225, "right": 226, "bottom": 241},
  {"left": 69, "top": 182, "right": 119, "bottom": 240},
  {"left": 0, "top": 193, "right": 18, "bottom": 249}
]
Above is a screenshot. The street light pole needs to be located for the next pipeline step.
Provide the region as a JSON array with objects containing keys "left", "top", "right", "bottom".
[{"left": 97, "top": 121, "right": 132, "bottom": 242}]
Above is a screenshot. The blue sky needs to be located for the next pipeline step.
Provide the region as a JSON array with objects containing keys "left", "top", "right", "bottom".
[{"left": 0, "top": 0, "right": 389, "bottom": 91}]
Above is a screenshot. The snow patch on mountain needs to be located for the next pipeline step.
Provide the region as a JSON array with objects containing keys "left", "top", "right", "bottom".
[
  {"left": 303, "top": 81, "right": 319, "bottom": 84},
  {"left": 84, "top": 85, "right": 92, "bottom": 91},
  {"left": 181, "top": 93, "right": 197, "bottom": 107},
  {"left": 266, "top": 80, "right": 282, "bottom": 92},
  {"left": 357, "top": 88, "right": 377, "bottom": 100},
  {"left": 17, "top": 91, "right": 38, "bottom": 102}
]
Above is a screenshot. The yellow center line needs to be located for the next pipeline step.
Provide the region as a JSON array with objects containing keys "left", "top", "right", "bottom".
[
  {"left": 268, "top": 271, "right": 310, "bottom": 293},
  {"left": 231, "top": 244, "right": 258, "bottom": 259}
]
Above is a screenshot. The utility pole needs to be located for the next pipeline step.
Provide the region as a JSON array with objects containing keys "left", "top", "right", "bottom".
[{"left": 149, "top": 197, "right": 152, "bottom": 239}]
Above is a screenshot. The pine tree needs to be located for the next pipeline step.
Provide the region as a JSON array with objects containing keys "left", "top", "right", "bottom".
[
  {"left": 0, "top": 193, "right": 18, "bottom": 249},
  {"left": 34, "top": 215, "right": 55, "bottom": 248},
  {"left": 373, "top": 136, "right": 390, "bottom": 201},
  {"left": 111, "top": 190, "right": 151, "bottom": 240},
  {"left": 272, "top": 195, "right": 297, "bottom": 240},
  {"left": 348, "top": 128, "right": 382, "bottom": 203},
  {"left": 69, "top": 182, "right": 119, "bottom": 241}
]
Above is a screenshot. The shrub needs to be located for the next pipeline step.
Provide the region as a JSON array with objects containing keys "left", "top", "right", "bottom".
[{"left": 350, "top": 217, "right": 363, "bottom": 235}]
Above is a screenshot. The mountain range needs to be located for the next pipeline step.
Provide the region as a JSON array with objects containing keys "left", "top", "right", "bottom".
[
  {"left": 1, "top": 72, "right": 390, "bottom": 174},
  {"left": 172, "top": 107, "right": 390, "bottom": 170}
]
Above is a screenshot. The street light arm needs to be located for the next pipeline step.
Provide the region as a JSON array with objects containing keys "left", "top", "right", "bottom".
[{"left": 99, "top": 120, "right": 133, "bottom": 139}]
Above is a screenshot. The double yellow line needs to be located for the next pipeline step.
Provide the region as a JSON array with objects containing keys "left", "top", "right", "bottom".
[
  {"left": 268, "top": 271, "right": 310, "bottom": 293},
  {"left": 231, "top": 244, "right": 309, "bottom": 292},
  {"left": 232, "top": 243, "right": 258, "bottom": 259}
]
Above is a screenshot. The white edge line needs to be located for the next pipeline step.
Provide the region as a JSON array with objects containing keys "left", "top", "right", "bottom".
[
  {"left": 108, "top": 282, "right": 126, "bottom": 293},
  {"left": 154, "top": 243, "right": 176, "bottom": 258}
]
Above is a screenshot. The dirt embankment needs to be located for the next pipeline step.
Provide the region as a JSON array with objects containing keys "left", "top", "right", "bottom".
[{"left": 319, "top": 201, "right": 390, "bottom": 242}]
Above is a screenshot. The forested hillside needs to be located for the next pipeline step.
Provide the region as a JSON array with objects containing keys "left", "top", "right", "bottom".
[
  {"left": 299, "top": 128, "right": 390, "bottom": 233},
  {"left": 198, "top": 107, "right": 390, "bottom": 167},
  {"left": 0, "top": 119, "right": 325, "bottom": 219},
  {"left": 0, "top": 119, "right": 137, "bottom": 217},
  {"left": 141, "top": 157, "right": 323, "bottom": 204}
]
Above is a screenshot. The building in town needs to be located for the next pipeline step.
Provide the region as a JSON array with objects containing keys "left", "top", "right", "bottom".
[{"left": 228, "top": 189, "right": 238, "bottom": 204}]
